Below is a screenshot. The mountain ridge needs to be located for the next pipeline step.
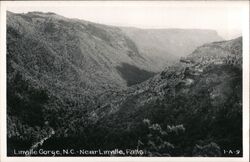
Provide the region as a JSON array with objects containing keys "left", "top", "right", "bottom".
[{"left": 120, "top": 26, "right": 223, "bottom": 69}]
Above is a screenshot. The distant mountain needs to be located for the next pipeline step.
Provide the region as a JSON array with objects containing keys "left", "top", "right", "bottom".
[{"left": 121, "top": 27, "right": 223, "bottom": 69}]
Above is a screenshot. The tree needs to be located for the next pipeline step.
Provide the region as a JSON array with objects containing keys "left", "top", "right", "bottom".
[{"left": 138, "top": 119, "right": 185, "bottom": 156}]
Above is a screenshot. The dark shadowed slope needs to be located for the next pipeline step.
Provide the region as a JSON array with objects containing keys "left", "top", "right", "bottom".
[{"left": 116, "top": 63, "right": 156, "bottom": 86}]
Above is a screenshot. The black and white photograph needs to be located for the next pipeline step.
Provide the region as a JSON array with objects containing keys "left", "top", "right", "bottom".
[{"left": 0, "top": 1, "right": 249, "bottom": 161}]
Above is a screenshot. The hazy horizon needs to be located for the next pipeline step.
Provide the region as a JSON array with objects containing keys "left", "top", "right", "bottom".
[{"left": 7, "top": 1, "right": 246, "bottom": 40}]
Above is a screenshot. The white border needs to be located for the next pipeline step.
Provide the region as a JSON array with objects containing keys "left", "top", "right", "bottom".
[{"left": 0, "top": 1, "right": 249, "bottom": 162}]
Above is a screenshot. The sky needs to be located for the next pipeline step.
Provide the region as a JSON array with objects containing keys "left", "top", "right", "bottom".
[{"left": 7, "top": 1, "right": 248, "bottom": 40}]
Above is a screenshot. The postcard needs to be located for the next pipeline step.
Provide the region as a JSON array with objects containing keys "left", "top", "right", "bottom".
[{"left": 0, "top": 1, "right": 249, "bottom": 162}]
